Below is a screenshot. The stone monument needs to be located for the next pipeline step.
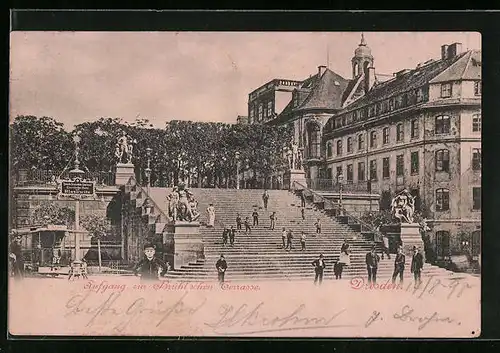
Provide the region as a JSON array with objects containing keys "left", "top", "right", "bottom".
[
  {"left": 115, "top": 132, "right": 137, "bottom": 185},
  {"left": 392, "top": 189, "right": 425, "bottom": 260},
  {"left": 163, "top": 182, "right": 203, "bottom": 270},
  {"left": 286, "top": 143, "right": 307, "bottom": 189}
]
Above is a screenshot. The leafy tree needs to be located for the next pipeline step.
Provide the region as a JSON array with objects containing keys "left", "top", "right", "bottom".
[
  {"left": 30, "top": 201, "right": 75, "bottom": 227},
  {"left": 80, "top": 212, "right": 110, "bottom": 271}
]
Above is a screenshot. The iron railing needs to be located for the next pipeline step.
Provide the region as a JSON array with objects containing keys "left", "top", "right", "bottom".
[
  {"left": 292, "top": 180, "right": 384, "bottom": 243},
  {"left": 13, "top": 169, "right": 115, "bottom": 187},
  {"left": 305, "top": 178, "right": 377, "bottom": 193}
]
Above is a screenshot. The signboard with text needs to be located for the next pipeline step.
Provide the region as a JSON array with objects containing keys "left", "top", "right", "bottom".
[{"left": 57, "top": 178, "right": 96, "bottom": 200}]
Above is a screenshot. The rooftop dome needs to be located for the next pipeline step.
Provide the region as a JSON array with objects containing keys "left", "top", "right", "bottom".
[{"left": 354, "top": 33, "right": 373, "bottom": 58}]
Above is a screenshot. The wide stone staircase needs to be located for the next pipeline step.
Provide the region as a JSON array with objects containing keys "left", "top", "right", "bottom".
[{"left": 133, "top": 187, "right": 457, "bottom": 282}]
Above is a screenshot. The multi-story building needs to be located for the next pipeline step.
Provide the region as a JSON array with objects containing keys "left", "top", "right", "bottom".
[{"left": 246, "top": 35, "right": 481, "bottom": 261}]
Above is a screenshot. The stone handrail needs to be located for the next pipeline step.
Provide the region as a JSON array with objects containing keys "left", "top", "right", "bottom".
[{"left": 292, "top": 180, "right": 384, "bottom": 243}]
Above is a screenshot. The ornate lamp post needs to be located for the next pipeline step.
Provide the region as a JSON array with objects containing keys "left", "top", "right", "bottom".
[
  {"left": 145, "top": 147, "right": 152, "bottom": 195},
  {"left": 235, "top": 151, "right": 240, "bottom": 190},
  {"left": 69, "top": 132, "right": 85, "bottom": 179},
  {"left": 338, "top": 173, "right": 345, "bottom": 215}
]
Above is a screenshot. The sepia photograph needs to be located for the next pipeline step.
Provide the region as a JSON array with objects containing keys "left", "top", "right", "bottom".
[{"left": 8, "top": 30, "right": 481, "bottom": 337}]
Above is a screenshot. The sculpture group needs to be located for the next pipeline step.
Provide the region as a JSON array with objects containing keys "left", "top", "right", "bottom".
[
  {"left": 391, "top": 189, "right": 416, "bottom": 224},
  {"left": 288, "top": 142, "right": 303, "bottom": 170},
  {"left": 166, "top": 182, "right": 200, "bottom": 222}
]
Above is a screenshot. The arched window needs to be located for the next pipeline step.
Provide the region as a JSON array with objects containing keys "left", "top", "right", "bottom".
[
  {"left": 435, "top": 149, "right": 450, "bottom": 172},
  {"left": 326, "top": 142, "right": 332, "bottom": 158},
  {"left": 347, "top": 137, "right": 353, "bottom": 153},
  {"left": 307, "top": 123, "right": 321, "bottom": 159},
  {"left": 436, "top": 188, "right": 450, "bottom": 211},
  {"left": 436, "top": 231, "right": 450, "bottom": 260},
  {"left": 358, "top": 133, "right": 365, "bottom": 150},
  {"left": 370, "top": 131, "right": 377, "bottom": 148},
  {"left": 353, "top": 63, "right": 359, "bottom": 76},
  {"left": 336, "top": 139, "right": 343, "bottom": 155}
]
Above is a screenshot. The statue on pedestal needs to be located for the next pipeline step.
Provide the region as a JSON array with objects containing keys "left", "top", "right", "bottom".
[
  {"left": 115, "top": 132, "right": 136, "bottom": 164},
  {"left": 291, "top": 143, "right": 299, "bottom": 170},
  {"left": 391, "top": 189, "right": 415, "bottom": 224}
]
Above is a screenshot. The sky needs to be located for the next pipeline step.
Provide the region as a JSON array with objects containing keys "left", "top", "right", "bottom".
[{"left": 10, "top": 31, "right": 481, "bottom": 130}]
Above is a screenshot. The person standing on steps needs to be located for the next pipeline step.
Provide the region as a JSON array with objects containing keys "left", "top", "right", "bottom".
[
  {"left": 381, "top": 234, "right": 391, "bottom": 260},
  {"left": 262, "top": 190, "right": 270, "bottom": 210},
  {"left": 236, "top": 213, "right": 242, "bottom": 230},
  {"left": 206, "top": 203, "right": 216, "bottom": 227},
  {"left": 392, "top": 246, "right": 406, "bottom": 285},
  {"left": 301, "top": 208, "right": 305, "bottom": 220},
  {"left": 252, "top": 209, "right": 259, "bottom": 226},
  {"left": 244, "top": 217, "right": 251, "bottom": 234},
  {"left": 300, "top": 231, "right": 307, "bottom": 251},
  {"left": 314, "top": 218, "right": 322, "bottom": 234},
  {"left": 229, "top": 226, "right": 236, "bottom": 247},
  {"left": 365, "top": 246, "right": 380, "bottom": 285},
  {"left": 222, "top": 227, "right": 229, "bottom": 247},
  {"left": 285, "top": 228, "right": 294, "bottom": 251},
  {"left": 337, "top": 240, "right": 351, "bottom": 279},
  {"left": 134, "top": 243, "right": 168, "bottom": 282},
  {"left": 411, "top": 246, "right": 424, "bottom": 289},
  {"left": 281, "top": 227, "right": 287, "bottom": 248},
  {"left": 312, "top": 254, "right": 327, "bottom": 285},
  {"left": 301, "top": 191, "right": 306, "bottom": 207},
  {"left": 216, "top": 254, "right": 228, "bottom": 285},
  {"left": 269, "top": 212, "right": 277, "bottom": 230}
]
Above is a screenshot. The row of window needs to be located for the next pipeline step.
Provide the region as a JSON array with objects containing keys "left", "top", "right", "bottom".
[
  {"left": 331, "top": 148, "right": 481, "bottom": 183},
  {"left": 326, "top": 114, "right": 481, "bottom": 158},
  {"left": 327, "top": 87, "right": 428, "bottom": 131},
  {"left": 249, "top": 101, "right": 274, "bottom": 123},
  {"left": 441, "top": 81, "right": 481, "bottom": 98},
  {"left": 436, "top": 187, "right": 481, "bottom": 211}
]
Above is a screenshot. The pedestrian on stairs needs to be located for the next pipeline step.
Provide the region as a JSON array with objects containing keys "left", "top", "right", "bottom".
[
  {"left": 301, "top": 207, "right": 305, "bottom": 220},
  {"left": 270, "top": 212, "right": 277, "bottom": 230},
  {"left": 365, "top": 246, "right": 380, "bottom": 285},
  {"left": 281, "top": 227, "right": 287, "bottom": 248},
  {"left": 336, "top": 240, "right": 351, "bottom": 279},
  {"left": 236, "top": 213, "right": 242, "bottom": 230},
  {"left": 300, "top": 231, "right": 306, "bottom": 251},
  {"left": 392, "top": 246, "right": 406, "bottom": 285},
  {"left": 216, "top": 254, "right": 227, "bottom": 284},
  {"left": 301, "top": 192, "right": 306, "bottom": 207},
  {"left": 206, "top": 204, "right": 216, "bottom": 227},
  {"left": 315, "top": 218, "right": 322, "bottom": 234},
  {"left": 381, "top": 234, "right": 391, "bottom": 260},
  {"left": 252, "top": 209, "right": 259, "bottom": 226},
  {"left": 312, "top": 254, "right": 326, "bottom": 285},
  {"left": 285, "top": 229, "right": 294, "bottom": 251},
  {"left": 229, "top": 226, "right": 236, "bottom": 246},
  {"left": 222, "top": 227, "right": 229, "bottom": 247},
  {"left": 244, "top": 217, "right": 251, "bottom": 233},
  {"left": 262, "top": 190, "right": 270, "bottom": 209}
]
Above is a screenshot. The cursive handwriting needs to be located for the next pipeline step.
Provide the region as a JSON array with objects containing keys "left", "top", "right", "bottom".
[
  {"left": 204, "top": 302, "right": 353, "bottom": 335},
  {"left": 405, "top": 276, "right": 474, "bottom": 300},
  {"left": 393, "top": 305, "right": 458, "bottom": 331},
  {"left": 65, "top": 291, "right": 206, "bottom": 332}
]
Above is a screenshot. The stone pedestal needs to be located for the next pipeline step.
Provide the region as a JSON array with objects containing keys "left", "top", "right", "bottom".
[
  {"left": 400, "top": 223, "right": 425, "bottom": 261},
  {"left": 287, "top": 169, "right": 307, "bottom": 189},
  {"left": 115, "top": 163, "right": 135, "bottom": 186},
  {"left": 163, "top": 221, "right": 204, "bottom": 270}
]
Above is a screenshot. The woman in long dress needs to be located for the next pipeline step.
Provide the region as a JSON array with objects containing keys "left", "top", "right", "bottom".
[{"left": 206, "top": 204, "right": 216, "bottom": 227}]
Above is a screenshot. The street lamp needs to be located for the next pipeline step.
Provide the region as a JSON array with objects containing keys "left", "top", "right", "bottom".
[
  {"left": 235, "top": 151, "right": 240, "bottom": 190},
  {"left": 338, "top": 173, "right": 345, "bottom": 215},
  {"left": 69, "top": 132, "right": 85, "bottom": 179},
  {"left": 145, "top": 147, "right": 152, "bottom": 195}
]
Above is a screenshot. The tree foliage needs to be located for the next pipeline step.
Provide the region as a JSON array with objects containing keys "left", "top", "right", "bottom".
[
  {"left": 80, "top": 213, "right": 110, "bottom": 240},
  {"left": 31, "top": 201, "right": 75, "bottom": 227}
]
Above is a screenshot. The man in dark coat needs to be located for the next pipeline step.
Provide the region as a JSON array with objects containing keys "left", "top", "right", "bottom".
[
  {"left": 229, "top": 226, "right": 236, "bottom": 247},
  {"left": 285, "top": 229, "right": 294, "bottom": 251},
  {"left": 252, "top": 209, "right": 259, "bottom": 226},
  {"left": 216, "top": 254, "right": 228, "bottom": 284},
  {"left": 262, "top": 190, "right": 270, "bottom": 209},
  {"left": 411, "top": 246, "right": 424, "bottom": 288},
  {"left": 312, "top": 254, "right": 327, "bottom": 285},
  {"left": 134, "top": 243, "right": 168, "bottom": 282},
  {"left": 392, "top": 246, "right": 406, "bottom": 285},
  {"left": 9, "top": 235, "right": 24, "bottom": 279},
  {"left": 365, "top": 246, "right": 380, "bottom": 285},
  {"left": 222, "top": 227, "right": 229, "bottom": 247}
]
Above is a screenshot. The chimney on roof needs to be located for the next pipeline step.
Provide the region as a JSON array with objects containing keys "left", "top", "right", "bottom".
[
  {"left": 441, "top": 44, "right": 449, "bottom": 60},
  {"left": 318, "top": 65, "right": 327, "bottom": 77},
  {"left": 447, "top": 42, "right": 463, "bottom": 58},
  {"left": 364, "top": 66, "right": 376, "bottom": 93}
]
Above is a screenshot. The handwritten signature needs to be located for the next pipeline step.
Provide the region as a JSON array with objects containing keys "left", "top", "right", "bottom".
[
  {"left": 65, "top": 291, "right": 206, "bottom": 332},
  {"left": 204, "top": 302, "right": 354, "bottom": 335},
  {"left": 393, "top": 305, "right": 459, "bottom": 331}
]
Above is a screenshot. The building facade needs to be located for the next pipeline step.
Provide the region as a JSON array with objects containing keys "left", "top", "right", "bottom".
[{"left": 246, "top": 35, "right": 481, "bottom": 261}]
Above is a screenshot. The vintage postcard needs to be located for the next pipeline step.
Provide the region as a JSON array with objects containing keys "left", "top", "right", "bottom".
[{"left": 8, "top": 31, "right": 481, "bottom": 337}]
